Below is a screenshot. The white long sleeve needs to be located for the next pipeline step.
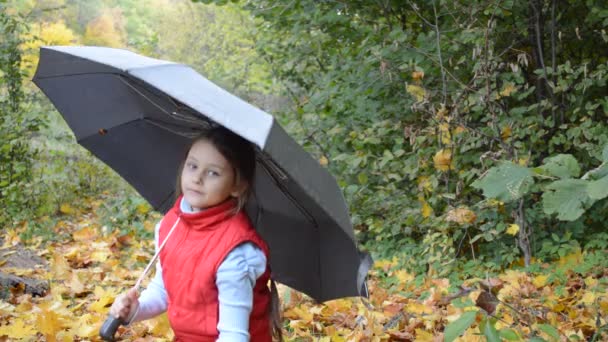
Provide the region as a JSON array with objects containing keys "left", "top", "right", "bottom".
[{"left": 216, "top": 243, "right": 267, "bottom": 342}]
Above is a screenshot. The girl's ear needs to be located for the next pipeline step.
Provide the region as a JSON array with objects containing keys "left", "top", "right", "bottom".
[{"left": 230, "top": 180, "right": 248, "bottom": 198}]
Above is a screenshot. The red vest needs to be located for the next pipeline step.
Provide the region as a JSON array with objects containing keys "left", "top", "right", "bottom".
[{"left": 158, "top": 197, "right": 272, "bottom": 342}]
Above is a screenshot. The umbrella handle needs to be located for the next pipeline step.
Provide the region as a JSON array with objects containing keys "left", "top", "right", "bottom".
[{"left": 99, "top": 315, "right": 124, "bottom": 341}]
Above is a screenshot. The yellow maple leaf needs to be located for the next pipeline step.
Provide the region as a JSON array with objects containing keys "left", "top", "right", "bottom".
[
  {"left": 532, "top": 274, "right": 548, "bottom": 288},
  {"left": 414, "top": 328, "right": 435, "bottom": 341},
  {"left": 15, "top": 299, "right": 32, "bottom": 314},
  {"left": 394, "top": 269, "right": 414, "bottom": 284},
  {"left": 90, "top": 249, "right": 111, "bottom": 263},
  {"left": 433, "top": 149, "right": 453, "bottom": 171},
  {"left": 51, "top": 253, "right": 72, "bottom": 280},
  {"left": 373, "top": 259, "right": 393, "bottom": 270},
  {"left": 72, "top": 314, "right": 97, "bottom": 338},
  {"left": 579, "top": 291, "right": 596, "bottom": 305},
  {"left": 406, "top": 84, "right": 426, "bottom": 102},
  {"left": 90, "top": 287, "right": 117, "bottom": 313},
  {"left": 37, "top": 308, "right": 65, "bottom": 340},
  {"left": 325, "top": 298, "right": 353, "bottom": 314},
  {"left": 147, "top": 313, "right": 173, "bottom": 337},
  {"left": 407, "top": 302, "right": 434, "bottom": 315},
  {"left": 0, "top": 318, "right": 36, "bottom": 338},
  {"left": 59, "top": 203, "right": 76, "bottom": 215},
  {"left": 73, "top": 227, "right": 98, "bottom": 241},
  {"left": 600, "top": 297, "right": 608, "bottom": 312},
  {"left": 506, "top": 224, "right": 520, "bottom": 235},
  {"left": 284, "top": 306, "right": 314, "bottom": 323},
  {"left": 584, "top": 276, "right": 599, "bottom": 288},
  {"left": 68, "top": 273, "right": 86, "bottom": 296}
]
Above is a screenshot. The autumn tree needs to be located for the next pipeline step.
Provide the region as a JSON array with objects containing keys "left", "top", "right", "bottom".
[{"left": 82, "top": 8, "right": 126, "bottom": 48}]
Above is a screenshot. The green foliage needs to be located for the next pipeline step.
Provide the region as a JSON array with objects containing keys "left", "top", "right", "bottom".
[
  {"left": 444, "top": 310, "right": 478, "bottom": 342},
  {"left": 537, "top": 154, "right": 581, "bottom": 179},
  {"left": 29, "top": 140, "right": 127, "bottom": 217},
  {"left": 537, "top": 232, "right": 580, "bottom": 260},
  {"left": 0, "top": 8, "right": 45, "bottom": 226},
  {"left": 542, "top": 179, "right": 591, "bottom": 221},
  {"left": 474, "top": 150, "right": 608, "bottom": 222},
  {"left": 472, "top": 162, "right": 534, "bottom": 202},
  {"left": 97, "top": 191, "right": 158, "bottom": 239},
  {"left": 225, "top": 0, "right": 608, "bottom": 270},
  {"left": 4, "top": 0, "right": 608, "bottom": 280},
  {"left": 480, "top": 317, "right": 501, "bottom": 342},
  {"left": 1, "top": 0, "right": 278, "bottom": 231}
]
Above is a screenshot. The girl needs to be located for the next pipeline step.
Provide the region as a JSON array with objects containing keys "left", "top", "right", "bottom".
[{"left": 110, "top": 127, "right": 282, "bottom": 341}]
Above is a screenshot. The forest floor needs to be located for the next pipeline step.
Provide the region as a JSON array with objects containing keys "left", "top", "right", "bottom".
[{"left": 0, "top": 198, "right": 606, "bottom": 341}]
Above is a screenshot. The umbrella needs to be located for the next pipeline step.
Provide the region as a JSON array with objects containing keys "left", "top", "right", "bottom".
[{"left": 33, "top": 46, "right": 371, "bottom": 302}]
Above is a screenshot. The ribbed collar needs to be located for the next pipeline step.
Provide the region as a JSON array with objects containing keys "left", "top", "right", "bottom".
[{"left": 172, "top": 195, "right": 236, "bottom": 230}]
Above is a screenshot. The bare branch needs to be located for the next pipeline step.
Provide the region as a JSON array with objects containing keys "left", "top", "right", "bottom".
[{"left": 432, "top": 1, "right": 447, "bottom": 104}]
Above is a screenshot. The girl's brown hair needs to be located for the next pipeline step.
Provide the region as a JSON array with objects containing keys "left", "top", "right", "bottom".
[{"left": 175, "top": 126, "right": 283, "bottom": 340}]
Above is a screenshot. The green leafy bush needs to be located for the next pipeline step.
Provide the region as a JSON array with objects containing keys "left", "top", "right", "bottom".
[
  {"left": 227, "top": 0, "right": 608, "bottom": 271},
  {"left": 0, "top": 8, "right": 45, "bottom": 226}
]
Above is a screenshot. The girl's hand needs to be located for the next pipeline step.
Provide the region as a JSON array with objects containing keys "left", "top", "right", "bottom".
[{"left": 109, "top": 287, "right": 139, "bottom": 322}]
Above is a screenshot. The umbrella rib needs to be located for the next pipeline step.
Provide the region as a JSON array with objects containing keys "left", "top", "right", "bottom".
[
  {"left": 258, "top": 159, "right": 317, "bottom": 227},
  {"left": 119, "top": 75, "right": 170, "bottom": 117},
  {"left": 118, "top": 76, "right": 210, "bottom": 127},
  {"left": 143, "top": 118, "right": 206, "bottom": 139}
]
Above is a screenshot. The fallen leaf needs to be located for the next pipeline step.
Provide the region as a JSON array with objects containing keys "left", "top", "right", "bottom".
[
  {"left": 60, "top": 203, "right": 76, "bottom": 215},
  {"left": 533, "top": 274, "right": 548, "bottom": 288},
  {"left": 0, "top": 317, "right": 37, "bottom": 338},
  {"left": 475, "top": 291, "right": 498, "bottom": 314},
  {"left": 73, "top": 227, "right": 97, "bottom": 241}
]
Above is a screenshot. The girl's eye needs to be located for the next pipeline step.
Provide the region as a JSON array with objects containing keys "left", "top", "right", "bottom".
[
  {"left": 207, "top": 170, "right": 219, "bottom": 177},
  {"left": 186, "top": 162, "right": 197, "bottom": 170}
]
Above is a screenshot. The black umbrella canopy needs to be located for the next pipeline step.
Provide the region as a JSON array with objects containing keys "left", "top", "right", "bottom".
[{"left": 34, "top": 46, "right": 371, "bottom": 302}]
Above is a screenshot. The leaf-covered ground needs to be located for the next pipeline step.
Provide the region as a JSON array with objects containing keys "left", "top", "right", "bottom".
[{"left": 0, "top": 200, "right": 606, "bottom": 341}]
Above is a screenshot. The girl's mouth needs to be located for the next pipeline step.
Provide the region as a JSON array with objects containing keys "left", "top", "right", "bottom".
[{"left": 186, "top": 189, "right": 203, "bottom": 195}]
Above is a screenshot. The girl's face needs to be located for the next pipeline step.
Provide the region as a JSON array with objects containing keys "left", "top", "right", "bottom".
[{"left": 181, "top": 140, "right": 242, "bottom": 210}]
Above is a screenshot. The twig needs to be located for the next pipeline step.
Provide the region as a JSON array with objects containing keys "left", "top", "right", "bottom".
[
  {"left": 516, "top": 198, "right": 531, "bottom": 267},
  {"left": 432, "top": 0, "right": 447, "bottom": 104}
]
